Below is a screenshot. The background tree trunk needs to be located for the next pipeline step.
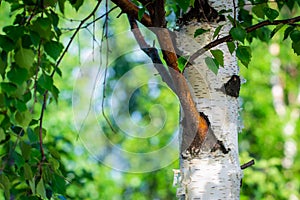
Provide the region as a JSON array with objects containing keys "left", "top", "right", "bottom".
[{"left": 175, "top": 0, "right": 243, "bottom": 199}]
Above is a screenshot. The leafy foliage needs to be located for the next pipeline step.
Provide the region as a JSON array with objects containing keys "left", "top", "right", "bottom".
[{"left": 0, "top": 0, "right": 299, "bottom": 199}]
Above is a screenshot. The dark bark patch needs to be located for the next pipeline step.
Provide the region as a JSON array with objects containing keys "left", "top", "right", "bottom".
[
  {"left": 179, "top": 0, "right": 225, "bottom": 24},
  {"left": 224, "top": 75, "right": 241, "bottom": 98}
]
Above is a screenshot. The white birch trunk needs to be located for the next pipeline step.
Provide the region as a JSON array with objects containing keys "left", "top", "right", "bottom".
[{"left": 174, "top": 0, "right": 243, "bottom": 199}]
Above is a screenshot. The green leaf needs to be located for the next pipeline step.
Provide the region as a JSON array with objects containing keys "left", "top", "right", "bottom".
[
  {"left": 292, "top": 41, "right": 300, "bottom": 55},
  {"left": 138, "top": 7, "right": 145, "bottom": 21},
  {"left": 49, "top": 157, "right": 60, "bottom": 170},
  {"left": 14, "top": 48, "right": 35, "bottom": 69},
  {"left": 27, "top": 127, "right": 38, "bottom": 143},
  {"left": 213, "top": 25, "right": 224, "bottom": 39},
  {"left": 264, "top": 7, "right": 279, "bottom": 22},
  {"left": 30, "top": 31, "right": 41, "bottom": 47},
  {"left": 12, "top": 151, "right": 25, "bottom": 169},
  {"left": 230, "top": 27, "right": 247, "bottom": 43},
  {"left": 58, "top": 0, "right": 66, "bottom": 13},
  {"left": 205, "top": 56, "right": 219, "bottom": 75},
  {"left": 15, "top": 110, "right": 32, "bottom": 127},
  {"left": 177, "top": 56, "right": 189, "bottom": 72},
  {"left": 236, "top": 45, "right": 252, "bottom": 67},
  {"left": 69, "top": 0, "right": 84, "bottom": 11},
  {"left": 252, "top": 4, "right": 266, "bottom": 19},
  {"left": 14, "top": 99, "right": 27, "bottom": 112},
  {"left": 37, "top": 178, "right": 47, "bottom": 199},
  {"left": 31, "top": 17, "right": 53, "bottom": 40},
  {"left": 210, "top": 49, "right": 224, "bottom": 67},
  {"left": 24, "top": 163, "right": 33, "bottom": 180},
  {"left": 44, "top": 41, "right": 64, "bottom": 60},
  {"left": 20, "top": 141, "right": 32, "bottom": 161},
  {"left": 3, "top": 26, "right": 25, "bottom": 42},
  {"left": 283, "top": 26, "right": 295, "bottom": 40},
  {"left": 0, "top": 128, "right": 5, "bottom": 141},
  {"left": 256, "top": 27, "right": 271, "bottom": 42},
  {"left": 7, "top": 67, "right": 28, "bottom": 85},
  {"left": 38, "top": 73, "right": 53, "bottom": 91},
  {"left": 51, "top": 85, "right": 60, "bottom": 102},
  {"left": 227, "top": 41, "right": 236, "bottom": 54},
  {"left": 0, "top": 174, "right": 11, "bottom": 199},
  {"left": 1, "top": 82, "right": 17, "bottom": 96},
  {"left": 29, "top": 179, "right": 36, "bottom": 195},
  {"left": 270, "top": 24, "right": 284, "bottom": 38},
  {"left": 194, "top": 28, "right": 210, "bottom": 38},
  {"left": 0, "top": 35, "right": 15, "bottom": 52},
  {"left": 290, "top": 30, "right": 300, "bottom": 42},
  {"left": 49, "top": 148, "right": 61, "bottom": 159},
  {"left": 176, "top": 0, "right": 190, "bottom": 12},
  {"left": 53, "top": 174, "right": 66, "bottom": 194}
]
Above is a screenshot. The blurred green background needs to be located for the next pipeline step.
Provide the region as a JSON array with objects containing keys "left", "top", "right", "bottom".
[{"left": 1, "top": 1, "right": 300, "bottom": 199}]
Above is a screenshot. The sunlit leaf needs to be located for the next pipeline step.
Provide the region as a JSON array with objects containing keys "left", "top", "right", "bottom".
[
  {"left": 14, "top": 48, "right": 35, "bottom": 69},
  {"left": 177, "top": 56, "right": 189, "bottom": 72},
  {"left": 15, "top": 110, "right": 32, "bottom": 127},
  {"left": 37, "top": 179, "right": 47, "bottom": 199}
]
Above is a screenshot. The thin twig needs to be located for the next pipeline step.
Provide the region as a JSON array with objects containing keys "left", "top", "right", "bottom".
[
  {"left": 241, "top": 159, "right": 255, "bottom": 170},
  {"left": 39, "top": 92, "right": 47, "bottom": 162},
  {"left": 51, "top": 0, "right": 102, "bottom": 77},
  {"left": 101, "top": 0, "right": 117, "bottom": 133},
  {"left": 60, "top": 6, "right": 118, "bottom": 32},
  {"left": 30, "top": 40, "right": 43, "bottom": 113}
]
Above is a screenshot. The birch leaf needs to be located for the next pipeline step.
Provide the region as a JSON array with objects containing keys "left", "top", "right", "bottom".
[
  {"left": 205, "top": 56, "right": 219, "bottom": 75},
  {"left": 210, "top": 49, "right": 224, "bottom": 67}
]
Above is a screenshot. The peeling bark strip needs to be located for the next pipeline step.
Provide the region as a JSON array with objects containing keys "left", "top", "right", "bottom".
[{"left": 184, "top": 112, "right": 230, "bottom": 157}]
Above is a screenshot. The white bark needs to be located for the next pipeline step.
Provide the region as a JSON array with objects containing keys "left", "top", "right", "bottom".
[{"left": 174, "top": 0, "right": 243, "bottom": 199}]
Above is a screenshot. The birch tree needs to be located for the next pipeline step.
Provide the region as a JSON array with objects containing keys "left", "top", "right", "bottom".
[{"left": 1, "top": 0, "right": 300, "bottom": 199}]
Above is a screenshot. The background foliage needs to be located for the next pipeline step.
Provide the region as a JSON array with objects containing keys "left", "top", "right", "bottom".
[{"left": 0, "top": 0, "right": 299, "bottom": 199}]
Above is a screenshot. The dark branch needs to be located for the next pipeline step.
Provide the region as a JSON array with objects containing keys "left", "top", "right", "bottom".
[{"left": 241, "top": 159, "right": 255, "bottom": 170}]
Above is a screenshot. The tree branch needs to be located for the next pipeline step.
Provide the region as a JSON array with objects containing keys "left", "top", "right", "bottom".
[
  {"left": 127, "top": 15, "right": 175, "bottom": 91},
  {"left": 110, "top": 0, "right": 152, "bottom": 27},
  {"left": 190, "top": 15, "right": 300, "bottom": 62}
]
